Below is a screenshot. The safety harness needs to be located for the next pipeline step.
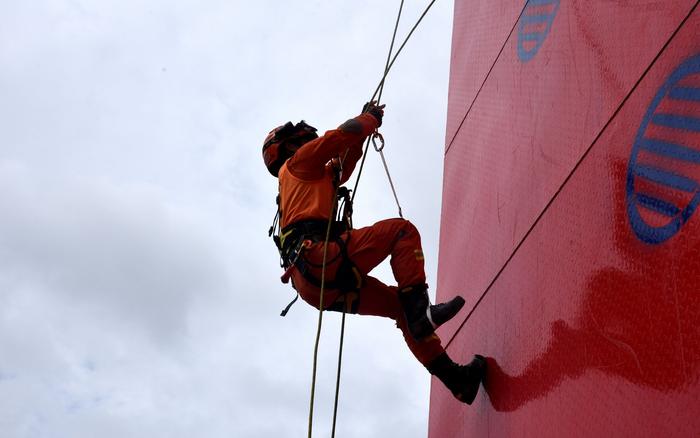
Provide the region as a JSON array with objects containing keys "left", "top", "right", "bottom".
[
  {"left": 265, "top": 2, "right": 438, "bottom": 435},
  {"left": 269, "top": 186, "right": 363, "bottom": 316}
]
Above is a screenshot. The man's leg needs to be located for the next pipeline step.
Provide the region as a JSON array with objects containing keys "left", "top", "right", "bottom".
[
  {"left": 345, "top": 218, "right": 425, "bottom": 288},
  {"left": 346, "top": 218, "right": 465, "bottom": 340},
  {"left": 297, "top": 218, "right": 486, "bottom": 403},
  {"left": 356, "top": 275, "right": 443, "bottom": 365},
  {"left": 355, "top": 276, "right": 485, "bottom": 404}
]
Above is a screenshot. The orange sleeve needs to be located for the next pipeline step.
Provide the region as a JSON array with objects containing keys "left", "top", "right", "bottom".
[{"left": 286, "top": 113, "right": 379, "bottom": 181}]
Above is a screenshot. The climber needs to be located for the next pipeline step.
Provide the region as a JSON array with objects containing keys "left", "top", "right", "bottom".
[{"left": 263, "top": 102, "right": 487, "bottom": 404}]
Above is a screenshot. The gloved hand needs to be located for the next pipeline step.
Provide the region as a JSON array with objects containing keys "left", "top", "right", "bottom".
[{"left": 362, "top": 101, "right": 386, "bottom": 127}]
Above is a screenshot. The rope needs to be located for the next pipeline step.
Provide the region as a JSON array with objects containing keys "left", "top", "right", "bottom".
[
  {"left": 371, "top": 0, "right": 406, "bottom": 219},
  {"left": 443, "top": 0, "right": 528, "bottom": 155},
  {"left": 369, "top": 0, "right": 437, "bottom": 104},
  {"left": 307, "top": 196, "right": 337, "bottom": 438},
  {"left": 373, "top": 133, "right": 404, "bottom": 218},
  {"left": 351, "top": 0, "right": 436, "bottom": 208},
  {"left": 377, "top": 0, "right": 405, "bottom": 105},
  {"left": 330, "top": 296, "right": 347, "bottom": 438},
  {"left": 307, "top": 1, "right": 438, "bottom": 435},
  {"left": 329, "top": 3, "right": 409, "bottom": 434}
]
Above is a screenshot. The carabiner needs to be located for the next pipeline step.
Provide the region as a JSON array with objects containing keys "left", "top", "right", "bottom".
[{"left": 371, "top": 131, "right": 385, "bottom": 152}]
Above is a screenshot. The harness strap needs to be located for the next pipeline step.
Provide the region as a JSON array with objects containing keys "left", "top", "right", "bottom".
[
  {"left": 277, "top": 219, "right": 363, "bottom": 315},
  {"left": 295, "top": 232, "right": 363, "bottom": 297},
  {"left": 280, "top": 293, "right": 300, "bottom": 317},
  {"left": 275, "top": 177, "right": 360, "bottom": 318}
]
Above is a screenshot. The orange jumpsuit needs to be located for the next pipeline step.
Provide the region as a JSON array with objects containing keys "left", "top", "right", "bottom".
[{"left": 278, "top": 113, "right": 445, "bottom": 366}]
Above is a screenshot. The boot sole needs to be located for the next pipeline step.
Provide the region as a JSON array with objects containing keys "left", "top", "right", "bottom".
[{"left": 430, "top": 296, "right": 466, "bottom": 327}]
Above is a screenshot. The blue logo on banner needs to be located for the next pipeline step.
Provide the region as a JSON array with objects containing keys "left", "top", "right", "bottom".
[
  {"left": 517, "top": 0, "right": 560, "bottom": 62},
  {"left": 626, "top": 54, "right": 700, "bottom": 244}
]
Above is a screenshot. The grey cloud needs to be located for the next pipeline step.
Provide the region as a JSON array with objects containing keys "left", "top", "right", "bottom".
[
  {"left": 0, "top": 163, "right": 230, "bottom": 343},
  {"left": 0, "top": 1, "right": 452, "bottom": 437}
]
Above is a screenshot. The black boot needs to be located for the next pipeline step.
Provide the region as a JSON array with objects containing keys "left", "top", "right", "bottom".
[
  {"left": 429, "top": 295, "right": 465, "bottom": 327},
  {"left": 428, "top": 353, "right": 486, "bottom": 405},
  {"left": 398, "top": 285, "right": 466, "bottom": 341},
  {"left": 398, "top": 285, "right": 433, "bottom": 340}
]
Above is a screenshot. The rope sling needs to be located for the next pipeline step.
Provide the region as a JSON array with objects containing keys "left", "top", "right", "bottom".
[{"left": 305, "top": 1, "right": 439, "bottom": 437}]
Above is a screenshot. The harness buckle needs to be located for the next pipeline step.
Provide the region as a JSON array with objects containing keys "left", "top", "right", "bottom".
[{"left": 281, "top": 239, "right": 307, "bottom": 283}]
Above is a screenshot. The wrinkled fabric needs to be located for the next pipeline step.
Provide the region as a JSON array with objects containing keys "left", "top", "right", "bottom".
[
  {"left": 292, "top": 219, "right": 445, "bottom": 366},
  {"left": 279, "top": 113, "right": 377, "bottom": 228}
]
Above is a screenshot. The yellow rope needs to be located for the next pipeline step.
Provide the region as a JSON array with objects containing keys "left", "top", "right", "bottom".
[{"left": 307, "top": 199, "right": 337, "bottom": 438}]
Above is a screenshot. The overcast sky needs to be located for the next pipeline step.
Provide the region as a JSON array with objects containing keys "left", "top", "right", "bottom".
[{"left": 0, "top": 1, "right": 453, "bottom": 437}]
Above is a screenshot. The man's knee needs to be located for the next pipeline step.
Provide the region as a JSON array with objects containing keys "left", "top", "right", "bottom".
[{"left": 376, "top": 218, "right": 420, "bottom": 238}]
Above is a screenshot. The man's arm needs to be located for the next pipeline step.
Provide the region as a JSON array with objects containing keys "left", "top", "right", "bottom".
[{"left": 286, "top": 113, "right": 379, "bottom": 181}]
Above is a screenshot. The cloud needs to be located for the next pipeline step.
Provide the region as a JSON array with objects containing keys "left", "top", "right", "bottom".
[
  {"left": 0, "top": 1, "right": 453, "bottom": 436},
  {"left": 0, "top": 161, "right": 230, "bottom": 343}
]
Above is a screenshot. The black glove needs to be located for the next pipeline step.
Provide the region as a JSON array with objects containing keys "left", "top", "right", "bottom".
[{"left": 362, "top": 101, "right": 385, "bottom": 127}]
